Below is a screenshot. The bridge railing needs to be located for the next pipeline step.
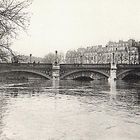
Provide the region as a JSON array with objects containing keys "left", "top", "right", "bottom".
[
  {"left": 0, "top": 63, "right": 52, "bottom": 67},
  {"left": 60, "top": 63, "right": 111, "bottom": 69},
  {"left": 117, "top": 64, "right": 140, "bottom": 69},
  {"left": 0, "top": 63, "right": 52, "bottom": 68}
]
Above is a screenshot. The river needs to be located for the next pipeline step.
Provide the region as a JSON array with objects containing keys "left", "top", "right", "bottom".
[{"left": 0, "top": 79, "right": 140, "bottom": 140}]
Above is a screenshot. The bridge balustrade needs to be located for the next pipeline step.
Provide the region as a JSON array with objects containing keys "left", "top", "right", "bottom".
[
  {"left": 60, "top": 63, "right": 111, "bottom": 69},
  {"left": 117, "top": 64, "right": 140, "bottom": 69},
  {"left": 0, "top": 63, "right": 52, "bottom": 68}
]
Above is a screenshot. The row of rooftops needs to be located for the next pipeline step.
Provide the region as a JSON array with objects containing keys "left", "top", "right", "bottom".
[{"left": 75, "top": 39, "right": 138, "bottom": 54}]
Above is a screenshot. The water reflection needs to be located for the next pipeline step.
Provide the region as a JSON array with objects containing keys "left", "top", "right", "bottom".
[{"left": 0, "top": 79, "right": 139, "bottom": 140}]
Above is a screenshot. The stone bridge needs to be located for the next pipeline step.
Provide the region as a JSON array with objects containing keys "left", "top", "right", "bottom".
[
  {"left": 0, "top": 63, "right": 111, "bottom": 81},
  {"left": 1, "top": 63, "right": 140, "bottom": 81},
  {"left": 0, "top": 63, "right": 52, "bottom": 80},
  {"left": 60, "top": 64, "right": 111, "bottom": 80},
  {"left": 116, "top": 64, "right": 140, "bottom": 80}
]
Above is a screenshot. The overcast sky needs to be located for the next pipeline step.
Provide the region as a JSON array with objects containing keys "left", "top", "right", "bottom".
[{"left": 12, "top": 0, "right": 140, "bottom": 57}]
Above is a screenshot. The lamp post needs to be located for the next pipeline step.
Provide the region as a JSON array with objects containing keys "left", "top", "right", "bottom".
[
  {"left": 137, "top": 47, "right": 140, "bottom": 64},
  {"left": 80, "top": 55, "right": 83, "bottom": 64},
  {"left": 55, "top": 50, "right": 58, "bottom": 65},
  {"left": 112, "top": 52, "right": 115, "bottom": 64},
  {"left": 120, "top": 53, "right": 123, "bottom": 64},
  {"left": 128, "top": 51, "right": 131, "bottom": 64},
  {"left": 131, "top": 50, "right": 135, "bottom": 64},
  {"left": 134, "top": 51, "right": 137, "bottom": 64},
  {"left": 30, "top": 54, "right": 32, "bottom": 63}
]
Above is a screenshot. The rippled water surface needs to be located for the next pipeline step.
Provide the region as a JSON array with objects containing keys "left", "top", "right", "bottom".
[{"left": 0, "top": 79, "right": 140, "bottom": 140}]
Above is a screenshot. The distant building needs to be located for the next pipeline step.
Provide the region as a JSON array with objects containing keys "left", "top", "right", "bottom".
[
  {"left": 105, "top": 39, "right": 138, "bottom": 64},
  {"left": 65, "top": 39, "right": 139, "bottom": 64}
]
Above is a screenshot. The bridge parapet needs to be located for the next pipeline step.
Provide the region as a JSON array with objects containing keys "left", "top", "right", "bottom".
[
  {"left": 117, "top": 64, "right": 140, "bottom": 69},
  {"left": 0, "top": 63, "right": 52, "bottom": 67},
  {"left": 60, "top": 63, "right": 111, "bottom": 69}
]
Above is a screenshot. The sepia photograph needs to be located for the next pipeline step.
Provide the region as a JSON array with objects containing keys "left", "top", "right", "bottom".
[{"left": 0, "top": 0, "right": 140, "bottom": 139}]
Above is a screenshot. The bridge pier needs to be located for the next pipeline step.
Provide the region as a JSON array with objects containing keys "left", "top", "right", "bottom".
[
  {"left": 109, "top": 63, "right": 117, "bottom": 81},
  {"left": 52, "top": 65, "right": 60, "bottom": 80}
]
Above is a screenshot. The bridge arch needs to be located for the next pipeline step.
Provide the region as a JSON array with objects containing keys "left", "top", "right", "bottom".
[
  {"left": 117, "top": 69, "right": 140, "bottom": 80},
  {"left": 0, "top": 69, "right": 52, "bottom": 80},
  {"left": 60, "top": 69, "right": 109, "bottom": 80}
]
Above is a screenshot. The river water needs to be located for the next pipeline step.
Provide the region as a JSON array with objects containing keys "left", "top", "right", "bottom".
[{"left": 0, "top": 79, "right": 140, "bottom": 140}]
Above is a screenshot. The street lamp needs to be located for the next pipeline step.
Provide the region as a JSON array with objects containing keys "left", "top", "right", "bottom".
[
  {"left": 134, "top": 51, "right": 137, "bottom": 64},
  {"left": 30, "top": 54, "right": 32, "bottom": 63},
  {"left": 80, "top": 55, "right": 83, "bottom": 64},
  {"left": 55, "top": 50, "right": 58, "bottom": 65},
  {"left": 128, "top": 51, "right": 131, "bottom": 64},
  {"left": 120, "top": 53, "right": 123, "bottom": 64},
  {"left": 112, "top": 52, "right": 115, "bottom": 64}
]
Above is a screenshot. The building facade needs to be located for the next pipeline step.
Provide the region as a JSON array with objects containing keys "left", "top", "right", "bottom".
[
  {"left": 105, "top": 39, "right": 138, "bottom": 64},
  {"left": 65, "top": 39, "right": 139, "bottom": 64}
]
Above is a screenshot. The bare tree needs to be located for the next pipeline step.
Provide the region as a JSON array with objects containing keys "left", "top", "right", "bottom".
[
  {"left": 65, "top": 50, "right": 76, "bottom": 63},
  {"left": 0, "top": 0, "right": 32, "bottom": 62},
  {"left": 0, "top": 48, "right": 9, "bottom": 62},
  {"left": 43, "top": 52, "right": 65, "bottom": 64},
  {"left": 43, "top": 53, "right": 55, "bottom": 63},
  {"left": 57, "top": 52, "right": 65, "bottom": 63}
]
